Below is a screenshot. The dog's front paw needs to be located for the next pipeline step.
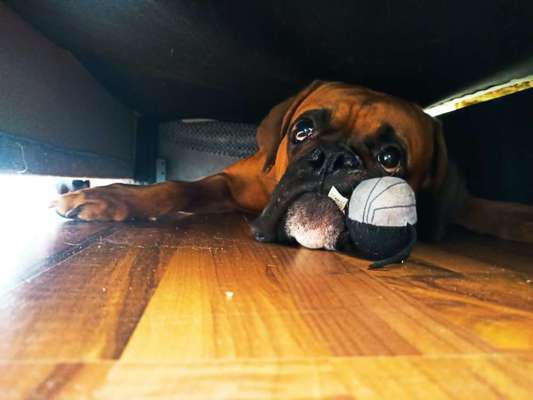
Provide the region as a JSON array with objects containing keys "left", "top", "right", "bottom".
[{"left": 51, "top": 185, "right": 131, "bottom": 222}]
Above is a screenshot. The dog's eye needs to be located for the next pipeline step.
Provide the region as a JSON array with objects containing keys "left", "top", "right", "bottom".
[
  {"left": 377, "top": 146, "right": 401, "bottom": 171},
  {"left": 292, "top": 118, "right": 315, "bottom": 143}
]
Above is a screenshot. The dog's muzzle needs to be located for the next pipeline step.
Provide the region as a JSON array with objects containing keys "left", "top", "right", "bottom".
[{"left": 251, "top": 144, "right": 364, "bottom": 243}]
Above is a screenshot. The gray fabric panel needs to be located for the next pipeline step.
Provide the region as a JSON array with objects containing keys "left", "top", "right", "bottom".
[
  {"left": 0, "top": 4, "right": 135, "bottom": 177},
  {"left": 0, "top": 130, "right": 132, "bottom": 178},
  {"left": 158, "top": 146, "right": 240, "bottom": 182}
]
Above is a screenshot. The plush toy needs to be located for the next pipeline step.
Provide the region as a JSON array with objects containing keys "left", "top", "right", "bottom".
[
  {"left": 284, "top": 177, "right": 417, "bottom": 268},
  {"left": 284, "top": 192, "right": 345, "bottom": 251}
]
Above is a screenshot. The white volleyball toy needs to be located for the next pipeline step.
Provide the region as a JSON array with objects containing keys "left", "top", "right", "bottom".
[{"left": 347, "top": 177, "right": 417, "bottom": 267}]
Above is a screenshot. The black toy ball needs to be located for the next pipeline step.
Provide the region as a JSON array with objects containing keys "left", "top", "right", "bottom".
[{"left": 346, "top": 177, "right": 417, "bottom": 267}]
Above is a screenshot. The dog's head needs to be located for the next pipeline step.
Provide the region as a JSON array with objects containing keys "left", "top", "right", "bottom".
[{"left": 252, "top": 80, "right": 452, "bottom": 243}]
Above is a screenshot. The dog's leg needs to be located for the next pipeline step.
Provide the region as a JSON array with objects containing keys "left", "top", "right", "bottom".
[
  {"left": 454, "top": 195, "right": 533, "bottom": 243},
  {"left": 52, "top": 152, "right": 277, "bottom": 221},
  {"left": 52, "top": 174, "right": 240, "bottom": 221}
]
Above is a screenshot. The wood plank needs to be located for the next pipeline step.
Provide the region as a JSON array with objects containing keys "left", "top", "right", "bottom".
[
  {"left": 439, "top": 227, "right": 533, "bottom": 275},
  {"left": 118, "top": 215, "right": 494, "bottom": 361},
  {"left": 0, "top": 228, "right": 174, "bottom": 361},
  {"left": 0, "top": 213, "right": 532, "bottom": 398},
  {"left": 0, "top": 216, "right": 117, "bottom": 294},
  {"left": 364, "top": 241, "right": 533, "bottom": 350},
  {"left": 1, "top": 354, "right": 532, "bottom": 399}
]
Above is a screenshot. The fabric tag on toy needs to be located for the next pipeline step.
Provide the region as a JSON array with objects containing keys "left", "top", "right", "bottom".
[{"left": 328, "top": 186, "right": 348, "bottom": 213}]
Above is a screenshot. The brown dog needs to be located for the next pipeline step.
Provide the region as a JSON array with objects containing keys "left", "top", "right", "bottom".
[{"left": 53, "top": 81, "right": 533, "bottom": 244}]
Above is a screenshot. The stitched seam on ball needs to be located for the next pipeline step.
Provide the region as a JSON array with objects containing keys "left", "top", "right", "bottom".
[
  {"left": 362, "top": 177, "right": 382, "bottom": 224},
  {"left": 371, "top": 204, "right": 416, "bottom": 225},
  {"left": 366, "top": 181, "right": 405, "bottom": 222}
]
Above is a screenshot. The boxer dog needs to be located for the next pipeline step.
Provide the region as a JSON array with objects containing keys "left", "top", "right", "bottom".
[{"left": 52, "top": 81, "right": 533, "bottom": 244}]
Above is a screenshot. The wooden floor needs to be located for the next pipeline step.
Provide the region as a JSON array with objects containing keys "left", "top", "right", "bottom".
[{"left": 0, "top": 212, "right": 532, "bottom": 399}]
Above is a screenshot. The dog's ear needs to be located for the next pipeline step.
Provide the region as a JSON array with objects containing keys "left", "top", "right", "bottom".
[
  {"left": 257, "top": 80, "right": 324, "bottom": 172},
  {"left": 418, "top": 118, "right": 467, "bottom": 241},
  {"left": 423, "top": 117, "right": 448, "bottom": 192}
]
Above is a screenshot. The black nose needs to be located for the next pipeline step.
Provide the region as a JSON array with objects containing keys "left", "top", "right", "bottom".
[
  {"left": 330, "top": 151, "right": 359, "bottom": 172},
  {"left": 308, "top": 147, "right": 326, "bottom": 170},
  {"left": 306, "top": 145, "right": 359, "bottom": 173},
  {"left": 250, "top": 220, "right": 277, "bottom": 243}
]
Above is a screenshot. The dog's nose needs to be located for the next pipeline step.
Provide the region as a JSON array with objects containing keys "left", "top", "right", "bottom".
[
  {"left": 308, "top": 147, "right": 326, "bottom": 170},
  {"left": 330, "top": 151, "right": 359, "bottom": 172},
  {"left": 306, "top": 145, "right": 359, "bottom": 173}
]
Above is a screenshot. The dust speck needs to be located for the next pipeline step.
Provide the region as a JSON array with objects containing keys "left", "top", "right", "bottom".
[{"left": 225, "top": 291, "right": 234, "bottom": 300}]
